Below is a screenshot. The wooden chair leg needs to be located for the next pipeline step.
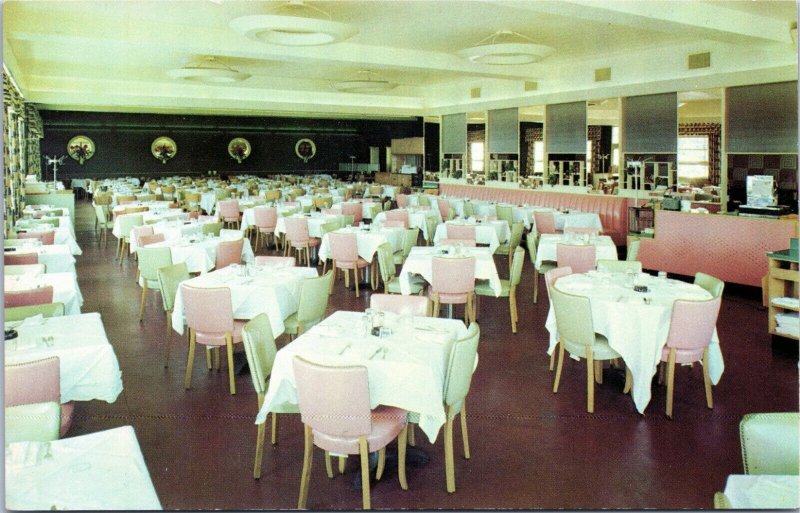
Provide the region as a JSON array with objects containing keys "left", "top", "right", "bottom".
[
  {"left": 359, "top": 437, "right": 371, "bottom": 509},
  {"left": 184, "top": 331, "right": 196, "bottom": 389},
  {"left": 408, "top": 423, "right": 416, "bottom": 446},
  {"left": 553, "top": 339, "right": 565, "bottom": 393},
  {"left": 226, "top": 335, "right": 236, "bottom": 395},
  {"left": 666, "top": 347, "right": 677, "bottom": 418},
  {"left": 444, "top": 408, "right": 456, "bottom": 493},
  {"left": 594, "top": 360, "right": 603, "bottom": 384},
  {"left": 254, "top": 422, "right": 265, "bottom": 479},
  {"left": 533, "top": 269, "right": 540, "bottom": 303},
  {"left": 586, "top": 347, "right": 595, "bottom": 413},
  {"left": 139, "top": 282, "right": 148, "bottom": 322},
  {"left": 375, "top": 447, "right": 386, "bottom": 480},
  {"left": 324, "top": 451, "right": 334, "bottom": 478},
  {"left": 338, "top": 456, "right": 346, "bottom": 474},
  {"left": 164, "top": 311, "right": 172, "bottom": 368},
  {"left": 355, "top": 269, "right": 360, "bottom": 298},
  {"left": 549, "top": 342, "right": 558, "bottom": 371},
  {"left": 398, "top": 425, "right": 408, "bottom": 490},
  {"left": 297, "top": 425, "right": 313, "bottom": 509},
  {"left": 460, "top": 402, "right": 470, "bottom": 459},
  {"left": 509, "top": 289, "right": 518, "bottom": 334},
  {"left": 623, "top": 366, "right": 632, "bottom": 394},
  {"left": 702, "top": 347, "right": 713, "bottom": 409}
]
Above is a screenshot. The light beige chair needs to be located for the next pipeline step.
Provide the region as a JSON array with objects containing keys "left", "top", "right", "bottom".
[
  {"left": 626, "top": 239, "right": 641, "bottom": 261},
  {"left": 5, "top": 402, "right": 61, "bottom": 443},
  {"left": 494, "top": 222, "right": 524, "bottom": 269},
  {"left": 596, "top": 260, "right": 643, "bottom": 273},
  {"left": 527, "top": 232, "right": 555, "bottom": 304},
  {"left": 283, "top": 271, "right": 333, "bottom": 340},
  {"left": 739, "top": 412, "right": 800, "bottom": 475},
  {"left": 695, "top": 272, "right": 725, "bottom": 298},
  {"left": 475, "top": 247, "right": 524, "bottom": 333}
]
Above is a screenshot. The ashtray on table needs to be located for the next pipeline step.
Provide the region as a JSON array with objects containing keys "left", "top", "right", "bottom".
[
  {"left": 5, "top": 329, "right": 18, "bottom": 341},
  {"left": 4, "top": 247, "right": 16, "bottom": 252},
  {"left": 633, "top": 285, "right": 649, "bottom": 293}
]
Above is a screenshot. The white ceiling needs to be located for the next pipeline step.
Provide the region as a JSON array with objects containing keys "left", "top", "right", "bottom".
[{"left": 3, "top": 0, "right": 797, "bottom": 119}]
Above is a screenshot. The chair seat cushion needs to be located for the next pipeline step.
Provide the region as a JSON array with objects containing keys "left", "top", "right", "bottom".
[
  {"left": 195, "top": 319, "right": 246, "bottom": 346},
  {"left": 283, "top": 314, "right": 323, "bottom": 335},
  {"left": 475, "top": 279, "right": 510, "bottom": 297},
  {"left": 258, "top": 227, "right": 276, "bottom": 234},
  {"left": 538, "top": 261, "right": 557, "bottom": 273},
  {"left": 387, "top": 277, "right": 424, "bottom": 295},
  {"left": 661, "top": 346, "right": 705, "bottom": 364},
  {"left": 393, "top": 252, "right": 405, "bottom": 265},
  {"left": 428, "top": 288, "right": 471, "bottom": 304},
  {"left": 494, "top": 243, "right": 512, "bottom": 255},
  {"left": 335, "top": 258, "right": 370, "bottom": 270},
  {"left": 313, "top": 406, "right": 407, "bottom": 455},
  {"left": 562, "top": 334, "right": 620, "bottom": 361}
]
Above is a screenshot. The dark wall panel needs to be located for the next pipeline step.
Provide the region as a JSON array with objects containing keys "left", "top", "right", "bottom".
[{"left": 40, "top": 111, "right": 422, "bottom": 180}]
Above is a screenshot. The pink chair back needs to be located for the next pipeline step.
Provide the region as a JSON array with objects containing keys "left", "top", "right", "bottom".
[
  {"left": 329, "top": 232, "right": 359, "bottom": 264},
  {"left": 437, "top": 199, "right": 451, "bottom": 220},
  {"left": 386, "top": 209, "right": 409, "bottom": 229},
  {"left": 370, "top": 294, "right": 428, "bottom": 317},
  {"left": 396, "top": 194, "right": 408, "bottom": 208},
  {"left": 564, "top": 227, "right": 600, "bottom": 235},
  {"left": 187, "top": 211, "right": 200, "bottom": 220},
  {"left": 431, "top": 256, "right": 475, "bottom": 296},
  {"left": 533, "top": 211, "right": 556, "bottom": 234},
  {"left": 253, "top": 207, "right": 277, "bottom": 230},
  {"left": 446, "top": 224, "right": 476, "bottom": 240},
  {"left": 293, "top": 356, "right": 372, "bottom": 437},
  {"left": 341, "top": 202, "right": 362, "bottom": 224},
  {"left": 556, "top": 244, "right": 596, "bottom": 274},
  {"left": 215, "top": 238, "right": 244, "bottom": 269},
  {"left": 4, "top": 285, "right": 54, "bottom": 308},
  {"left": 18, "top": 231, "right": 55, "bottom": 245},
  {"left": 5, "top": 356, "right": 60, "bottom": 407},
  {"left": 138, "top": 233, "right": 165, "bottom": 246},
  {"left": 664, "top": 297, "right": 721, "bottom": 355},
  {"left": 131, "top": 225, "right": 154, "bottom": 247},
  {"left": 544, "top": 266, "right": 573, "bottom": 296},
  {"left": 217, "top": 200, "right": 240, "bottom": 222},
  {"left": 284, "top": 217, "right": 311, "bottom": 245},
  {"left": 181, "top": 284, "right": 234, "bottom": 345},
  {"left": 439, "top": 239, "right": 476, "bottom": 247},
  {"left": 254, "top": 256, "right": 296, "bottom": 268},
  {"left": 4, "top": 252, "right": 38, "bottom": 265}
]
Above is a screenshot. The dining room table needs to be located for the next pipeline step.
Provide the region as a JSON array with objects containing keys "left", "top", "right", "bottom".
[
  {"left": 544, "top": 271, "right": 724, "bottom": 414},
  {"left": 373, "top": 207, "right": 439, "bottom": 241},
  {"left": 128, "top": 218, "right": 206, "bottom": 252},
  {"left": 14, "top": 219, "right": 82, "bottom": 256},
  {"left": 721, "top": 474, "right": 799, "bottom": 509},
  {"left": 318, "top": 225, "right": 405, "bottom": 264},
  {"left": 398, "top": 245, "right": 502, "bottom": 296},
  {"left": 255, "top": 310, "right": 470, "bottom": 443},
  {"left": 274, "top": 212, "right": 341, "bottom": 239},
  {"left": 3, "top": 242, "right": 76, "bottom": 275},
  {"left": 535, "top": 233, "right": 618, "bottom": 269},
  {"left": 145, "top": 231, "right": 255, "bottom": 274},
  {"left": 5, "top": 425, "right": 162, "bottom": 510},
  {"left": 171, "top": 263, "right": 319, "bottom": 339},
  {"left": 4, "top": 312, "right": 124, "bottom": 404},
  {"left": 432, "top": 219, "right": 509, "bottom": 254},
  {"left": 4, "top": 272, "right": 84, "bottom": 316}
]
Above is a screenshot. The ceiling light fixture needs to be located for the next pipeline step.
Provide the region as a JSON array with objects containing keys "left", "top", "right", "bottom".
[
  {"left": 167, "top": 57, "right": 250, "bottom": 83},
  {"left": 459, "top": 30, "right": 554, "bottom": 65},
  {"left": 332, "top": 70, "right": 396, "bottom": 93},
  {"left": 230, "top": 0, "right": 357, "bottom": 46}
]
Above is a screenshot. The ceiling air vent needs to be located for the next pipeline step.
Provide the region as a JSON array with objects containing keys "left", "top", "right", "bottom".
[
  {"left": 524, "top": 81, "right": 538, "bottom": 92},
  {"left": 594, "top": 67, "right": 611, "bottom": 82},
  {"left": 688, "top": 52, "right": 711, "bottom": 70},
  {"left": 470, "top": 87, "right": 482, "bottom": 99}
]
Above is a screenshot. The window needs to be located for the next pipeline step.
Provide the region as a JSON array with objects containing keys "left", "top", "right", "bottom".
[
  {"left": 533, "top": 141, "right": 544, "bottom": 173},
  {"left": 611, "top": 126, "right": 620, "bottom": 169},
  {"left": 470, "top": 141, "right": 484, "bottom": 172},
  {"left": 678, "top": 136, "right": 709, "bottom": 179},
  {"left": 586, "top": 140, "right": 593, "bottom": 173}
]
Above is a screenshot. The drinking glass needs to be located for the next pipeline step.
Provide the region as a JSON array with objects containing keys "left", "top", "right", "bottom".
[{"left": 625, "top": 269, "right": 635, "bottom": 288}]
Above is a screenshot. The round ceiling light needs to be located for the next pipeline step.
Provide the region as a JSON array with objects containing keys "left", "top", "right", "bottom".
[
  {"left": 459, "top": 30, "right": 554, "bottom": 65},
  {"left": 230, "top": 1, "right": 357, "bottom": 46},
  {"left": 332, "top": 71, "right": 396, "bottom": 93},
  {"left": 167, "top": 57, "right": 250, "bottom": 84}
]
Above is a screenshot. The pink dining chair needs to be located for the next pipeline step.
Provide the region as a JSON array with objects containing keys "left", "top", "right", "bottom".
[
  {"left": 284, "top": 217, "right": 320, "bottom": 266},
  {"left": 215, "top": 238, "right": 244, "bottom": 270},
  {"left": 187, "top": 211, "right": 200, "bottom": 220},
  {"left": 253, "top": 207, "right": 278, "bottom": 251},
  {"left": 138, "top": 233, "right": 166, "bottom": 246},
  {"left": 533, "top": 211, "right": 557, "bottom": 235},
  {"left": 4, "top": 285, "right": 54, "bottom": 308},
  {"left": 396, "top": 194, "right": 409, "bottom": 208},
  {"left": 370, "top": 293, "right": 430, "bottom": 317},
  {"left": 181, "top": 284, "right": 246, "bottom": 395},
  {"left": 383, "top": 220, "right": 405, "bottom": 228},
  {"left": 131, "top": 225, "right": 154, "bottom": 250},
  {"left": 544, "top": 266, "right": 573, "bottom": 371},
  {"left": 217, "top": 200, "right": 241, "bottom": 229},
  {"left": 564, "top": 226, "right": 600, "bottom": 236},
  {"left": 446, "top": 224, "right": 476, "bottom": 241},
  {"left": 660, "top": 296, "right": 722, "bottom": 418},
  {"left": 437, "top": 199, "right": 451, "bottom": 221},
  {"left": 254, "top": 256, "right": 296, "bottom": 268},
  {"left": 17, "top": 230, "right": 56, "bottom": 245},
  {"left": 341, "top": 202, "right": 362, "bottom": 225},
  {"left": 293, "top": 355, "right": 409, "bottom": 509},
  {"left": 386, "top": 209, "right": 409, "bottom": 229},
  {"left": 4, "top": 252, "right": 38, "bottom": 265},
  {"left": 329, "top": 231, "right": 370, "bottom": 297},
  {"left": 428, "top": 256, "right": 476, "bottom": 324},
  {"left": 556, "top": 243, "right": 596, "bottom": 274},
  {"left": 5, "top": 356, "right": 73, "bottom": 438}
]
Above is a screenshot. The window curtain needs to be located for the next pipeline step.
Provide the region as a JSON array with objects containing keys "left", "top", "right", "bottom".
[
  {"left": 679, "top": 122, "right": 721, "bottom": 184},
  {"left": 525, "top": 127, "right": 543, "bottom": 175}
]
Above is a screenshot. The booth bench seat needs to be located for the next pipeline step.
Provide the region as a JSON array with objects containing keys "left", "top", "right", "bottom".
[{"left": 439, "top": 184, "right": 629, "bottom": 246}]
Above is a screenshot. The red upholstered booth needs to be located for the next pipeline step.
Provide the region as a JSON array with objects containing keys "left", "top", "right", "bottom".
[{"left": 438, "top": 184, "right": 630, "bottom": 246}]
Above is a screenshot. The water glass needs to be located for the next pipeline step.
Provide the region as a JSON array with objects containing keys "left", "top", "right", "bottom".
[
  {"left": 361, "top": 314, "right": 372, "bottom": 336},
  {"left": 658, "top": 271, "right": 667, "bottom": 280},
  {"left": 625, "top": 269, "right": 635, "bottom": 288},
  {"left": 374, "top": 311, "right": 385, "bottom": 329}
]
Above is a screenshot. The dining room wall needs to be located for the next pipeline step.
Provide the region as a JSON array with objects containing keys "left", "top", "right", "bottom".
[{"left": 39, "top": 111, "right": 423, "bottom": 181}]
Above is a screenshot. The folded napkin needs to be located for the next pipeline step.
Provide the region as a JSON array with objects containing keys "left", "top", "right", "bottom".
[{"left": 20, "top": 314, "right": 45, "bottom": 327}]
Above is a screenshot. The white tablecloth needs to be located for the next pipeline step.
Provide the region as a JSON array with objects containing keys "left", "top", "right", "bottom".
[
  {"left": 147, "top": 232, "right": 255, "bottom": 275},
  {"left": 171, "top": 265, "right": 319, "bottom": 338},
  {"left": 4, "top": 243, "right": 76, "bottom": 275},
  {"left": 4, "top": 313, "right": 123, "bottom": 403},
  {"left": 4, "top": 273, "right": 83, "bottom": 316},
  {"left": 553, "top": 211, "right": 603, "bottom": 233},
  {"left": 535, "top": 233, "right": 618, "bottom": 270},
  {"left": 275, "top": 213, "right": 339, "bottom": 238},
  {"left": 545, "top": 272, "right": 723, "bottom": 413},
  {"left": 15, "top": 220, "right": 82, "bottom": 256},
  {"left": 129, "top": 219, "right": 205, "bottom": 252},
  {"left": 5, "top": 426, "right": 162, "bottom": 510},
  {"left": 256, "top": 310, "right": 469, "bottom": 443},
  {"left": 318, "top": 226, "right": 404, "bottom": 263},
  {"left": 398, "top": 246, "right": 501, "bottom": 296},
  {"left": 112, "top": 209, "right": 187, "bottom": 241},
  {"left": 374, "top": 208, "right": 438, "bottom": 241},
  {"left": 723, "top": 474, "right": 799, "bottom": 509},
  {"left": 433, "top": 220, "right": 508, "bottom": 254}
]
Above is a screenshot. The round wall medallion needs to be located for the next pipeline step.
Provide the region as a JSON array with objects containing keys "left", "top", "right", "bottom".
[
  {"left": 228, "top": 137, "right": 251, "bottom": 164},
  {"left": 67, "top": 135, "right": 95, "bottom": 165},
  {"left": 295, "top": 138, "right": 316, "bottom": 163},
  {"left": 151, "top": 137, "right": 177, "bottom": 164}
]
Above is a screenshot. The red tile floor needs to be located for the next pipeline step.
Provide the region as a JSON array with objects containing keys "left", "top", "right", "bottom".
[{"left": 67, "top": 201, "right": 798, "bottom": 510}]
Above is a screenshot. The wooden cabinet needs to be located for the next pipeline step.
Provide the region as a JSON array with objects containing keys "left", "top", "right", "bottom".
[
  {"left": 374, "top": 172, "right": 412, "bottom": 188},
  {"left": 767, "top": 248, "right": 799, "bottom": 341}
]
